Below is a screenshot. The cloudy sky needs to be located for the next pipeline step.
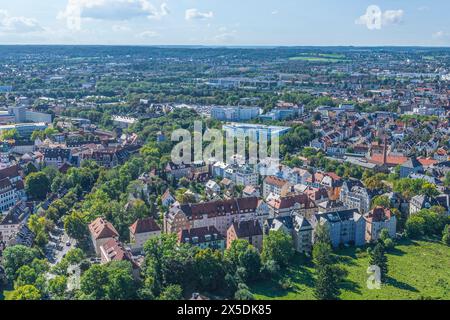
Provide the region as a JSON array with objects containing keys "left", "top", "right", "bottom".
[{"left": 0, "top": 0, "right": 449, "bottom": 46}]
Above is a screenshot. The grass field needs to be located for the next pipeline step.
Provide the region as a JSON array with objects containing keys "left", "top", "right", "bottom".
[
  {"left": 251, "top": 239, "right": 450, "bottom": 300},
  {"left": 289, "top": 53, "right": 346, "bottom": 62}
]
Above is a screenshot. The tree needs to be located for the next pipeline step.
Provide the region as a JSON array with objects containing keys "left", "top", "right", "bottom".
[
  {"left": 2, "top": 245, "right": 39, "bottom": 281},
  {"left": 313, "top": 242, "right": 335, "bottom": 266},
  {"left": 369, "top": 242, "right": 388, "bottom": 283},
  {"left": 1, "top": 128, "right": 19, "bottom": 140},
  {"left": 47, "top": 276, "right": 68, "bottom": 299},
  {"left": 158, "top": 285, "right": 183, "bottom": 300},
  {"left": 194, "top": 249, "right": 226, "bottom": 292},
  {"left": 25, "top": 172, "right": 50, "bottom": 200},
  {"left": 225, "top": 239, "right": 261, "bottom": 283},
  {"left": 405, "top": 215, "right": 426, "bottom": 239},
  {"left": 80, "top": 261, "right": 137, "bottom": 300},
  {"left": 6, "top": 285, "right": 41, "bottom": 300},
  {"left": 261, "top": 230, "right": 294, "bottom": 268},
  {"left": 364, "top": 174, "right": 387, "bottom": 191},
  {"left": 80, "top": 264, "right": 109, "bottom": 299},
  {"left": 314, "top": 264, "right": 341, "bottom": 300},
  {"left": 64, "top": 211, "right": 89, "bottom": 245},
  {"left": 104, "top": 261, "right": 137, "bottom": 300},
  {"left": 371, "top": 196, "right": 391, "bottom": 209},
  {"left": 313, "top": 226, "right": 344, "bottom": 300},
  {"left": 234, "top": 283, "right": 254, "bottom": 300},
  {"left": 314, "top": 223, "right": 331, "bottom": 244},
  {"left": 28, "top": 215, "right": 52, "bottom": 248},
  {"left": 445, "top": 172, "right": 450, "bottom": 187},
  {"left": 442, "top": 225, "right": 450, "bottom": 246},
  {"left": 380, "top": 229, "right": 395, "bottom": 250},
  {"left": 421, "top": 182, "right": 439, "bottom": 197}
]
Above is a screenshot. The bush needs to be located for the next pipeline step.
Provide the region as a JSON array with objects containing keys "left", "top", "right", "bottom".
[
  {"left": 383, "top": 238, "right": 395, "bottom": 250},
  {"left": 279, "top": 278, "right": 294, "bottom": 290}
]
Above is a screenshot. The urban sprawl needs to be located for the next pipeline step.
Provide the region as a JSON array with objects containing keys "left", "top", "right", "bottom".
[{"left": 0, "top": 46, "right": 449, "bottom": 301}]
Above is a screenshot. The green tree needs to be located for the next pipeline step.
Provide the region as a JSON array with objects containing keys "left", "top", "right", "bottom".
[
  {"left": 1, "top": 128, "right": 19, "bottom": 140},
  {"left": 6, "top": 285, "right": 41, "bottom": 300},
  {"left": 25, "top": 172, "right": 50, "bottom": 200},
  {"left": 369, "top": 242, "right": 388, "bottom": 283},
  {"left": 234, "top": 283, "right": 254, "bottom": 300},
  {"left": 194, "top": 249, "right": 226, "bottom": 292},
  {"left": 158, "top": 285, "right": 183, "bottom": 300},
  {"left": 314, "top": 223, "right": 331, "bottom": 244},
  {"left": 371, "top": 196, "right": 391, "bottom": 209},
  {"left": 442, "top": 225, "right": 450, "bottom": 246},
  {"left": 64, "top": 211, "right": 89, "bottom": 245},
  {"left": 313, "top": 226, "right": 344, "bottom": 300},
  {"left": 2, "top": 245, "right": 39, "bottom": 281},
  {"left": 80, "top": 264, "right": 109, "bottom": 299},
  {"left": 261, "top": 230, "right": 294, "bottom": 268},
  {"left": 314, "top": 264, "right": 342, "bottom": 300},
  {"left": 47, "top": 275, "right": 68, "bottom": 299},
  {"left": 405, "top": 215, "right": 425, "bottom": 238}
]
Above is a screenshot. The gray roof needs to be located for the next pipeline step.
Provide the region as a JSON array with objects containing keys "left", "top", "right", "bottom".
[{"left": 402, "top": 157, "right": 422, "bottom": 169}]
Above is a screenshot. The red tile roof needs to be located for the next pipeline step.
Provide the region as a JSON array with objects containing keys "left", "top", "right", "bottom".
[
  {"left": 264, "top": 176, "right": 289, "bottom": 188},
  {"left": 88, "top": 217, "right": 119, "bottom": 240},
  {"left": 369, "top": 154, "right": 408, "bottom": 166},
  {"left": 129, "top": 217, "right": 161, "bottom": 235}
]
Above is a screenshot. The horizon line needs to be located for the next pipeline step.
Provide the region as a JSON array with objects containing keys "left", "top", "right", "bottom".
[{"left": 0, "top": 44, "right": 450, "bottom": 49}]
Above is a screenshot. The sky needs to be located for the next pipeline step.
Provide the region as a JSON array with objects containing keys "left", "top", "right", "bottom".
[{"left": 0, "top": 0, "right": 449, "bottom": 46}]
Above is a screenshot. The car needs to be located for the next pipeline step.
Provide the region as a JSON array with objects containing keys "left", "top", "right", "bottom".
[{"left": 66, "top": 241, "right": 71, "bottom": 247}]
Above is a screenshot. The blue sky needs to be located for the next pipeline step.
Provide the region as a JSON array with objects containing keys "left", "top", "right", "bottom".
[{"left": 0, "top": 0, "right": 449, "bottom": 46}]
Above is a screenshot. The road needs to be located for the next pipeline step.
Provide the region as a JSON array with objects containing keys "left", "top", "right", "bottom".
[{"left": 46, "top": 228, "right": 77, "bottom": 266}]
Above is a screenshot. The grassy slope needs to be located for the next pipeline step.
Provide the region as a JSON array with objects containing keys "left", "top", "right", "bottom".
[{"left": 252, "top": 239, "right": 450, "bottom": 300}]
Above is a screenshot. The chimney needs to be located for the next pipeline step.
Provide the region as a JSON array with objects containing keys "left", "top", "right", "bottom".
[{"left": 383, "top": 135, "right": 388, "bottom": 166}]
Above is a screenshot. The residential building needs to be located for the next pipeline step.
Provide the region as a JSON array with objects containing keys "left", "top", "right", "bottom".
[
  {"left": 164, "top": 197, "right": 269, "bottom": 235},
  {"left": 178, "top": 226, "right": 225, "bottom": 250},
  {"left": 266, "top": 193, "right": 317, "bottom": 218},
  {"left": 211, "top": 106, "right": 260, "bottom": 122},
  {"left": 400, "top": 157, "right": 423, "bottom": 178},
  {"left": 340, "top": 179, "right": 373, "bottom": 214},
  {"left": 88, "top": 217, "right": 119, "bottom": 255},
  {"left": 129, "top": 217, "right": 161, "bottom": 252},
  {"left": 312, "top": 209, "right": 366, "bottom": 247},
  {"left": 263, "top": 176, "right": 292, "bottom": 199},
  {"left": 227, "top": 220, "right": 263, "bottom": 251},
  {"left": 364, "top": 207, "right": 397, "bottom": 242}
]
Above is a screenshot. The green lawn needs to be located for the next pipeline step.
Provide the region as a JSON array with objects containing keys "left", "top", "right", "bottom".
[{"left": 251, "top": 239, "right": 450, "bottom": 300}]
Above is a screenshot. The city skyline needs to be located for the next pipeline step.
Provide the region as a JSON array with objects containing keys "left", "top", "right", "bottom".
[{"left": 0, "top": 0, "right": 450, "bottom": 46}]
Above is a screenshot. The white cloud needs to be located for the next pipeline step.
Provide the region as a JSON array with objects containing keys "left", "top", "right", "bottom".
[
  {"left": 383, "top": 10, "right": 404, "bottom": 25},
  {"left": 137, "top": 30, "right": 159, "bottom": 38},
  {"left": 0, "top": 10, "right": 44, "bottom": 34},
  {"left": 432, "top": 31, "right": 450, "bottom": 42},
  {"left": 185, "top": 8, "right": 214, "bottom": 21},
  {"left": 356, "top": 5, "right": 404, "bottom": 30},
  {"left": 59, "top": 0, "right": 169, "bottom": 30},
  {"left": 212, "top": 27, "right": 237, "bottom": 43},
  {"left": 271, "top": 10, "right": 279, "bottom": 15}
]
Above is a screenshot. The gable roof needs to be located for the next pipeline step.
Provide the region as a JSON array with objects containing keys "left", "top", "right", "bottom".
[
  {"left": 402, "top": 157, "right": 422, "bottom": 169},
  {"left": 264, "top": 176, "right": 289, "bottom": 188},
  {"left": 365, "top": 206, "right": 393, "bottom": 223},
  {"left": 230, "top": 220, "right": 263, "bottom": 238},
  {"left": 129, "top": 217, "right": 161, "bottom": 235},
  {"left": 88, "top": 217, "right": 119, "bottom": 240},
  {"left": 178, "top": 226, "right": 223, "bottom": 244},
  {"left": 267, "top": 193, "right": 314, "bottom": 210},
  {"left": 0, "top": 165, "right": 20, "bottom": 180},
  {"left": 178, "top": 197, "right": 260, "bottom": 219},
  {"left": 100, "top": 238, "right": 138, "bottom": 268}
]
